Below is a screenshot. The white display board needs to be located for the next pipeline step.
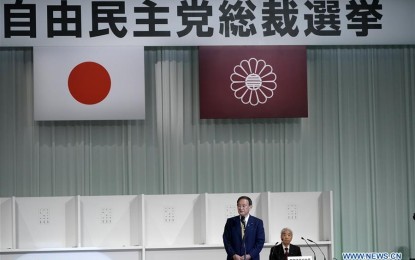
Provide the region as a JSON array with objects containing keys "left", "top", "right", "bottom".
[
  {"left": 15, "top": 196, "right": 77, "bottom": 249},
  {"left": 144, "top": 194, "right": 204, "bottom": 247},
  {"left": 80, "top": 195, "right": 141, "bottom": 247},
  {"left": 268, "top": 192, "right": 332, "bottom": 244},
  {"left": 0, "top": 191, "right": 333, "bottom": 260}
]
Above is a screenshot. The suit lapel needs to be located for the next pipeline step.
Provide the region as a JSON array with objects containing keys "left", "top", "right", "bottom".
[{"left": 244, "top": 216, "right": 254, "bottom": 239}]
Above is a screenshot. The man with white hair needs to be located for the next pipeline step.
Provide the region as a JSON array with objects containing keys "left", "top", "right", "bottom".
[{"left": 269, "top": 228, "right": 302, "bottom": 260}]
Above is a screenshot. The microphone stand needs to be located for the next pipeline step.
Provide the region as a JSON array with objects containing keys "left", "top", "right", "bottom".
[
  {"left": 269, "top": 242, "right": 279, "bottom": 260},
  {"left": 301, "top": 237, "right": 316, "bottom": 260},
  {"left": 243, "top": 233, "right": 246, "bottom": 260},
  {"left": 241, "top": 217, "right": 246, "bottom": 260},
  {"left": 307, "top": 239, "right": 326, "bottom": 260}
]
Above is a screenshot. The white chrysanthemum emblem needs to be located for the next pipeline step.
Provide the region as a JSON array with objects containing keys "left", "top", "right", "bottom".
[{"left": 230, "top": 58, "right": 277, "bottom": 106}]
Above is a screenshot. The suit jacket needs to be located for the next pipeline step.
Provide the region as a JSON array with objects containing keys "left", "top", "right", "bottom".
[
  {"left": 269, "top": 243, "right": 302, "bottom": 260},
  {"left": 223, "top": 215, "right": 265, "bottom": 260}
]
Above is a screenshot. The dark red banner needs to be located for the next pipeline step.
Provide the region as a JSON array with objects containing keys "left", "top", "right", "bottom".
[{"left": 199, "top": 46, "right": 308, "bottom": 119}]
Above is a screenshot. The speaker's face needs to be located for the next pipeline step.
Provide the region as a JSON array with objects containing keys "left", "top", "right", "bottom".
[{"left": 237, "top": 199, "right": 252, "bottom": 217}]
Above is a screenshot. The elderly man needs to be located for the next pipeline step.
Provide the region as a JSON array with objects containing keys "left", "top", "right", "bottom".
[{"left": 269, "top": 228, "right": 302, "bottom": 260}]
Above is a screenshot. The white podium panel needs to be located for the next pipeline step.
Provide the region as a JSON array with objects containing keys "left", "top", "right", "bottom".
[
  {"left": 144, "top": 194, "right": 204, "bottom": 246},
  {"left": 15, "top": 196, "right": 77, "bottom": 249},
  {"left": 268, "top": 192, "right": 332, "bottom": 244},
  {"left": 80, "top": 195, "right": 142, "bottom": 247}
]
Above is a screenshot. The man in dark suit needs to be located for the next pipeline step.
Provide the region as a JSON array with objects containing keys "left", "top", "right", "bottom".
[
  {"left": 223, "top": 196, "right": 265, "bottom": 260},
  {"left": 269, "top": 228, "right": 302, "bottom": 260}
]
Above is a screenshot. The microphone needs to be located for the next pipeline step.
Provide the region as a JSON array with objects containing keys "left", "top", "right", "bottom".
[
  {"left": 269, "top": 242, "right": 279, "bottom": 260},
  {"left": 301, "top": 237, "right": 316, "bottom": 260},
  {"left": 307, "top": 238, "right": 326, "bottom": 260}
]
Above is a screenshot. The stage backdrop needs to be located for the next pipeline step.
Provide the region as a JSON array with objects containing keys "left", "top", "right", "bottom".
[{"left": 0, "top": 46, "right": 414, "bottom": 259}]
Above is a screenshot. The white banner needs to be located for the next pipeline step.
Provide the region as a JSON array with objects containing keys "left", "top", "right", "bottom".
[{"left": 1, "top": 0, "right": 414, "bottom": 46}]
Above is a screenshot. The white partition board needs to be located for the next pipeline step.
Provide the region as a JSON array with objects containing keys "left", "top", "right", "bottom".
[
  {"left": 15, "top": 196, "right": 77, "bottom": 249},
  {"left": 321, "top": 191, "right": 333, "bottom": 241},
  {"left": 0, "top": 198, "right": 13, "bottom": 250},
  {"left": 144, "top": 194, "right": 203, "bottom": 246},
  {"left": 145, "top": 248, "right": 225, "bottom": 260},
  {"left": 268, "top": 192, "right": 325, "bottom": 244},
  {"left": 0, "top": 251, "right": 141, "bottom": 260},
  {"left": 81, "top": 195, "right": 140, "bottom": 247},
  {"left": 205, "top": 193, "right": 262, "bottom": 245},
  {"left": 1, "top": 192, "right": 333, "bottom": 259}
]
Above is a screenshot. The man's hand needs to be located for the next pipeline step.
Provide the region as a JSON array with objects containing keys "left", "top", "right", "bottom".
[{"left": 232, "top": 254, "right": 252, "bottom": 260}]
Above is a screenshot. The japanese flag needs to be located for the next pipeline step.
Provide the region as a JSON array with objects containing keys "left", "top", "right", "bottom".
[
  {"left": 199, "top": 46, "right": 308, "bottom": 119},
  {"left": 34, "top": 46, "right": 145, "bottom": 121}
]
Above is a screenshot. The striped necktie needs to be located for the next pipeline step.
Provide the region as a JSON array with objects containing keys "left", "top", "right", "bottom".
[{"left": 240, "top": 216, "right": 246, "bottom": 238}]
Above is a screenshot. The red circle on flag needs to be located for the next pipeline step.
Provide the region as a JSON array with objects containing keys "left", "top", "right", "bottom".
[{"left": 68, "top": 61, "right": 111, "bottom": 105}]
